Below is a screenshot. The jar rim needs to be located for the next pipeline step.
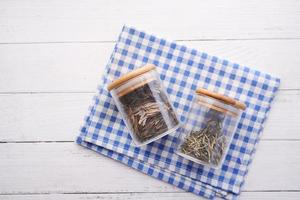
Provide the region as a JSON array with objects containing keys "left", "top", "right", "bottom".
[
  {"left": 117, "top": 77, "right": 155, "bottom": 97},
  {"left": 107, "top": 64, "right": 156, "bottom": 91},
  {"left": 196, "top": 88, "right": 246, "bottom": 110}
]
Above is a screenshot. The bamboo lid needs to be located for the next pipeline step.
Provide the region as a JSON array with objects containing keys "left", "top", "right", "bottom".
[
  {"left": 107, "top": 64, "right": 156, "bottom": 91},
  {"left": 117, "top": 77, "right": 155, "bottom": 97},
  {"left": 197, "top": 98, "right": 238, "bottom": 117},
  {"left": 196, "top": 88, "right": 246, "bottom": 110}
]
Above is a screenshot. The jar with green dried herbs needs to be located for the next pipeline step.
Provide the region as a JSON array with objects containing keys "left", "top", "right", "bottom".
[
  {"left": 176, "top": 88, "right": 246, "bottom": 168},
  {"left": 108, "top": 64, "right": 180, "bottom": 146}
]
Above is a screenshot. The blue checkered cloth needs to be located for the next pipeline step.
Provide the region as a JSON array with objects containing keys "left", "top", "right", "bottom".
[{"left": 76, "top": 26, "right": 280, "bottom": 199}]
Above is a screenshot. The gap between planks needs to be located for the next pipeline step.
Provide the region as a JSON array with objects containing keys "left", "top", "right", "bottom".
[
  {"left": 2, "top": 138, "right": 300, "bottom": 144},
  {"left": 0, "top": 192, "right": 299, "bottom": 200},
  {"left": 0, "top": 141, "right": 299, "bottom": 194},
  {"left": 0, "top": 0, "right": 300, "bottom": 42},
  {"left": 0, "top": 37, "right": 300, "bottom": 45},
  {"left": 0, "top": 90, "right": 298, "bottom": 141},
  {"left": 1, "top": 39, "right": 299, "bottom": 92},
  {"left": 0, "top": 88, "right": 297, "bottom": 95}
]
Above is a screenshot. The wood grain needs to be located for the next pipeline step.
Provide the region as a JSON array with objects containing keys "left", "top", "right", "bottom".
[
  {"left": 0, "top": 141, "right": 299, "bottom": 194},
  {"left": 0, "top": 192, "right": 299, "bottom": 200},
  {"left": 0, "top": 90, "right": 298, "bottom": 142},
  {"left": 0, "top": 40, "right": 299, "bottom": 93},
  {"left": 1, "top": 0, "right": 299, "bottom": 199},
  {"left": 0, "top": 0, "right": 299, "bottom": 43}
]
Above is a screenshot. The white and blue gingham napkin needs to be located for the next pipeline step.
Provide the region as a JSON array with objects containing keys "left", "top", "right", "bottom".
[{"left": 76, "top": 26, "right": 280, "bottom": 199}]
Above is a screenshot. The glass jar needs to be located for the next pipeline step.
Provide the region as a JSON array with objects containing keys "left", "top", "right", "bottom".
[
  {"left": 108, "top": 64, "right": 180, "bottom": 146},
  {"left": 176, "top": 88, "right": 246, "bottom": 168}
]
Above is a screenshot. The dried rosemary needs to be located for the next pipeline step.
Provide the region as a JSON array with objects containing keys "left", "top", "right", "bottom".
[
  {"left": 180, "top": 109, "right": 226, "bottom": 166},
  {"left": 119, "top": 80, "right": 179, "bottom": 143}
]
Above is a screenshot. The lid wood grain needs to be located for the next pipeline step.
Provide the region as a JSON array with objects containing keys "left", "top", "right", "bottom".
[
  {"left": 107, "top": 64, "right": 156, "bottom": 91},
  {"left": 117, "top": 77, "right": 155, "bottom": 97},
  {"left": 196, "top": 88, "right": 246, "bottom": 110},
  {"left": 197, "top": 99, "right": 238, "bottom": 117}
]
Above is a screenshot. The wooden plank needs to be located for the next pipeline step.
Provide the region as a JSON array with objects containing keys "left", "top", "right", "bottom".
[
  {"left": 0, "top": 193, "right": 202, "bottom": 200},
  {"left": 1, "top": 90, "right": 298, "bottom": 142},
  {"left": 0, "top": 141, "right": 299, "bottom": 194},
  {"left": 0, "top": 143, "right": 182, "bottom": 194},
  {"left": 262, "top": 90, "right": 300, "bottom": 140},
  {"left": 0, "top": 43, "right": 113, "bottom": 93},
  {"left": 0, "top": 192, "right": 299, "bottom": 200},
  {"left": 0, "top": 0, "right": 299, "bottom": 43},
  {"left": 243, "top": 141, "right": 300, "bottom": 191},
  {"left": 0, "top": 93, "right": 94, "bottom": 142},
  {"left": 0, "top": 90, "right": 298, "bottom": 142},
  {"left": 240, "top": 192, "right": 300, "bottom": 200},
  {"left": 0, "top": 40, "right": 299, "bottom": 93}
]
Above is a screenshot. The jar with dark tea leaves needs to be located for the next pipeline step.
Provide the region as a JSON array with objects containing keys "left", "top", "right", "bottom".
[
  {"left": 108, "top": 64, "right": 180, "bottom": 146},
  {"left": 176, "top": 88, "right": 246, "bottom": 168}
]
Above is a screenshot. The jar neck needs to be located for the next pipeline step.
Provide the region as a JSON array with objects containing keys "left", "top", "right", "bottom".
[
  {"left": 196, "top": 94, "right": 240, "bottom": 117},
  {"left": 113, "top": 70, "right": 156, "bottom": 97}
]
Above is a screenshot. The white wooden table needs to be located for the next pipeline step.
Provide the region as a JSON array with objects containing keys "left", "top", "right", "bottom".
[{"left": 1, "top": 0, "right": 300, "bottom": 199}]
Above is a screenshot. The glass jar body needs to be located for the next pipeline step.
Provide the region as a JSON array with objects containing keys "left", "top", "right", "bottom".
[
  {"left": 176, "top": 93, "right": 242, "bottom": 168},
  {"left": 110, "top": 69, "right": 180, "bottom": 146}
]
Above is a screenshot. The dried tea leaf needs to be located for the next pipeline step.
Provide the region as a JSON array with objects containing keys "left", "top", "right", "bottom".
[
  {"left": 180, "top": 110, "right": 226, "bottom": 166},
  {"left": 119, "top": 80, "right": 179, "bottom": 143}
]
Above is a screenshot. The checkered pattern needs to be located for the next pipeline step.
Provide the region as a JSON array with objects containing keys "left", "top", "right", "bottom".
[
  {"left": 183, "top": 96, "right": 239, "bottom": 135},
  {"left": 76, "top": 26, "right": 280, "bottom": 199},
  {"left": 178, "top": 99, "right": 240, "bottom": 168}
]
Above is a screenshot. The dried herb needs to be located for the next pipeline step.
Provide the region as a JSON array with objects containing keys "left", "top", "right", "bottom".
[
  {"left": 180, "top": 109, "right": 226, "bottom": 166},
  {"left": 119, "top": 80, "right": 179, "bottom": 143}
]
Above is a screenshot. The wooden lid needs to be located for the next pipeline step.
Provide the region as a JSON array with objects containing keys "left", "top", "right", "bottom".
[
  {"left": 196, "top": 88, "right": 246, "bottom": 110},
  {"left": 197, "top": 98, "right": 238, "bottom": 117},
  {"left": 117, "top": 77, "right": 155, "bottom": 97},
  {"left": 107, "top": 64, "right": 156, "bottom": 91}
]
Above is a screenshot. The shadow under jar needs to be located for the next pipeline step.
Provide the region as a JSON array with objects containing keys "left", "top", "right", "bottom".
[
  {"left": 107, "top": 64, "right": 180, "bottom": 146},
  {"left": 176, "top": 88, "right": 246, "bottom": 168}
]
